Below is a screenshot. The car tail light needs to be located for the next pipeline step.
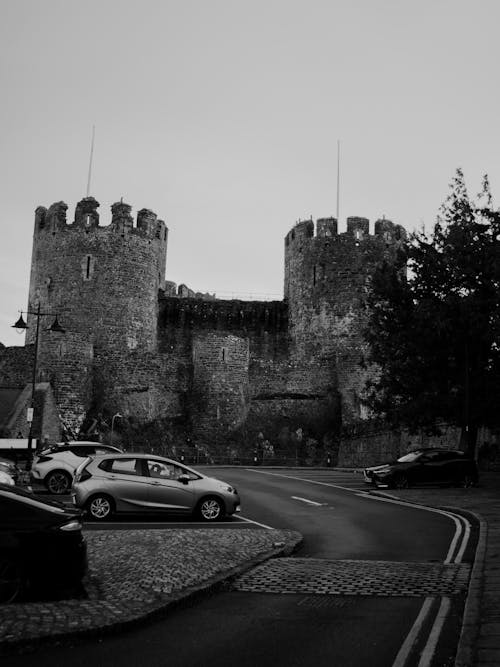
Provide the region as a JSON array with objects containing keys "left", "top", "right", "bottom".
[
  {"left": 75, "top": 469, "right": 92, "bottom": 483},
  {"left": 58, "top": 519, "right": 82, "bottom": 532},
  {"left": 36, "top": 455, "right": 53, "bottom": 463}
]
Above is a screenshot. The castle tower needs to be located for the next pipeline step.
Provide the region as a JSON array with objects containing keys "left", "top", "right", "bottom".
[
  {"left": 27, "top": 197, "right": 168, "bottom": 351},
  {"left": 25, "top": 197, "right": 168, "bottom": 428},
  {"left": 284, "top": 216, "right": 407, "bottom": 423}
]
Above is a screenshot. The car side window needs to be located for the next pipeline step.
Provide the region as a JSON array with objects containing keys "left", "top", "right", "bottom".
[
  {"left": 71, "top": 446, "right": 96, "bottom": 457},
  {"left": 107, "top": 458, "right": 143, "bottom": 476},
  {"left": 438, "top": 451, "right": 460, "bottom": 461},
  {"left": 147, "top": 460, "right": 171, "bottom": 478},
  {"left": 179, "top": 467, "right": 201, "bottom": 481},
  {"left": 146, "top": 461, "right": 184, "bottom": 479}
]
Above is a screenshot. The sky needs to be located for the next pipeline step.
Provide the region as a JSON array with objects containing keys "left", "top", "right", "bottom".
[{"left": 1, "top": 0, "right": 500, "bottom": 346}]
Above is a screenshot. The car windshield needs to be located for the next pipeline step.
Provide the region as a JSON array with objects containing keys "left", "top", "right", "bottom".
[{"left": 396, "top": 451, "right": 423, "bottom": 463}]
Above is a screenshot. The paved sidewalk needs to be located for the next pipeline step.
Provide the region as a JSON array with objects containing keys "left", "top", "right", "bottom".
[
  {"left": 379, "top": 471, "right": 500, "bottom": 666},
  {"left": 0, "top": 527, "right": 302, "bottom": 652}
]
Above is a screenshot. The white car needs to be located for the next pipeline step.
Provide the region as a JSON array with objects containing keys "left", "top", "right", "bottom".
[
  {"left": 31, "top": 441, "right": 123, "bottom": 494},
  {"left": 0, "top": 470, "right": 15, "bottom": 486}
]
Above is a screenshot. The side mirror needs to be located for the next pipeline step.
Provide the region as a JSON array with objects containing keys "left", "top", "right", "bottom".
[{"left": 178, "top": 474, "right": 190, "bottom": 485}]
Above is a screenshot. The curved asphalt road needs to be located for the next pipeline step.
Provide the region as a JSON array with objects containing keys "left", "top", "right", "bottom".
[{"left": 7, "top": 467, "right": 476, "bottom": 667}]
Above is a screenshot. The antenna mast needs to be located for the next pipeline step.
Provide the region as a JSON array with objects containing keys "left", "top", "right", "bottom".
[
  {"left": 86, "top": 125, "right": 95, "bottom": 197},
  {"left": 336, "top": 139, "right": 340, "bottom": 224}
]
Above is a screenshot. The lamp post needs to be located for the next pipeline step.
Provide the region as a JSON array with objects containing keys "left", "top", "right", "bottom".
[
  {"left": 111, "top": 413, "right": 122, "bottom": 441},
  {"left": 12, "top": 304, "right": 65, "bottom": 469}
]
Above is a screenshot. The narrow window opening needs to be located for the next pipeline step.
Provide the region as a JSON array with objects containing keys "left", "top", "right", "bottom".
[
  {"left": 86, "top": 256, "right": 91, "bottom": 279},
  {"left": 222, "top": 348, "right": 226, "bottom": 361},
  {"left": 313, "top": 266, "right": 317, "bottom": 286}
]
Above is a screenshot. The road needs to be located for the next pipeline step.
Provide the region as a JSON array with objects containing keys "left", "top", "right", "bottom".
[{"left": 10, "top": 467, "right": 477, "bottom": 667}]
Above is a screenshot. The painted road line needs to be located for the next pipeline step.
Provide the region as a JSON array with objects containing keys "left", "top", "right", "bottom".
[
  {"left": 392, "top": 597, "right": 435, "bottom": 667},
  {"left": 246, "top": 468, "right": 359, "bottom": 493},
  {"left": 360, "top": 494, "right": 471, "bottom": 564},
  {"left": 454, "top": 515, "right": 471, "bottom": 563},
  {"left": 237, "top": 515, "right": 275, "bottom": 530},
  {"left": 417, "top": 597, "right": 451, "bottom": 667},
  {"left": 291, "top": 496, "right": 325, "bottom": 506}
]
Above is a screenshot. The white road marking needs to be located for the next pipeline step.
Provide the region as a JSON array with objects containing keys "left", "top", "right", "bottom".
[
  {"left": 246, "top": 468, "right": 358, "bottom": 493},
  {"left": 392, "top": 597, "right": 434, "bottom": 667},
  {"left": 237, "top": 515, "right": 275, "bottom": 530},
  {"left": 355, "top": 494, "right": 470, "bottom": 564},
  {"left": 454, "top": 516, "right": 471, "bottom": 563},
  {"left": 417, "top": 597, "right": 451, "bottom": 667},
  {"left": 291, "top": 496, "right": 325, "bottom": 506}
]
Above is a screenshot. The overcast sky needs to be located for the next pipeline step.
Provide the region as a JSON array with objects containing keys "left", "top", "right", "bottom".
[{"left": 1, "top": 0, "right": 499, "bottom": 347}]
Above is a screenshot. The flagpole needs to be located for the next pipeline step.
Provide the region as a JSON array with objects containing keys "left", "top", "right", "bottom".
[
  {"left": 86, "top": 125, "right": 95, "bottom": 197},
  {"left": 336, "top": 139, "right": 340, "bottom": 224}
]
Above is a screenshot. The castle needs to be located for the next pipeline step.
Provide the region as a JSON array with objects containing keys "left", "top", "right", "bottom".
[{"left": 0, "top": 196, "right": 407, "bottom": 462}]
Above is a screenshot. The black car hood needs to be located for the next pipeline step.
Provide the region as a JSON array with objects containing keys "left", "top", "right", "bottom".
[{"left": 0, "top": 482, "right": 82, "bottom": 517}]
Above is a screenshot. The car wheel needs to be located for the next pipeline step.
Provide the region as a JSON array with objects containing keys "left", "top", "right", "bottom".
[
  {"left": 87, "top": 494, "right": 114, "bottom": 521},
  {"left": 45, "top": 470, "right": 72, "bottom": 494},
  {"left": 462, "top": 474, "right": 475, "bottom": 488},
  {"left": 0, "top": 559, "right": 24, "bottom": 604},
  {"left": 393, "top": 474, "right": 409, "bottom": 490},
  {"left": 198, "top": 497, "right": 225, "bottom": 521}
]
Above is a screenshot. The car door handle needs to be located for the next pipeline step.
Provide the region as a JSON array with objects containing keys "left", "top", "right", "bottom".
[{"left": 150, "top": 481, "right": 162, "bottom": 486}]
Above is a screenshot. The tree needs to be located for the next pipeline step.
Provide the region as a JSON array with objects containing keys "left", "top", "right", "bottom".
[{"left": 363, "top": 169, "right": 500, "bottom": 457}]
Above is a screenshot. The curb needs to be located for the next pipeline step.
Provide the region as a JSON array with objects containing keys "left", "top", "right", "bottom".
[
  {"left": 448, "top": 509, "right": 486, "bottom": 667},
  {"left": 0, "top": 533, "right": 304, "bottom": 654}
]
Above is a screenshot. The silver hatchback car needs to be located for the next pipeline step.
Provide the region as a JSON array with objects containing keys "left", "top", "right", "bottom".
[{"left": 72, "top": 453, "right": 241, "bottom": 522}]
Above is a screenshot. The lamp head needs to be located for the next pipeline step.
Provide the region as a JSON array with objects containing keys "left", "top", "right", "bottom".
[
  {"left": 48, "top": 316, "right": 65, "bottom": 334},
  {"left": 12, "top": 314, "right": 28, "bottom": 331}
]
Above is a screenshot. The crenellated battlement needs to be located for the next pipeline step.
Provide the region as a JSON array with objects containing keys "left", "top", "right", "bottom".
[
  {"left": 285, "top": 215, "right": 406, "bottom": 247},
  {"left": 34, "top": 197, "right": 168, "bottom": 243}
]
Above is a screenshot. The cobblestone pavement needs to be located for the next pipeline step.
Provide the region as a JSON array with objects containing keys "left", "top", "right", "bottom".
[
  {"left": 0, "top": 528, "right": 302, "bottom": 651},
  {"left": 233, "top": 557, "right": 471, "bottom": 596},
  {"left": 378, "top": 471, "right": 500, "bottom": 666}
]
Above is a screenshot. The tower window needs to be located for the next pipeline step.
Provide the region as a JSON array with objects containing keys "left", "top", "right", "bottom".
[
  {"left": 313, "top": 266, "right": 317, "bottom": 286},
  {"left": 82, "top": 255, "right": 94, "bottom": 281}
]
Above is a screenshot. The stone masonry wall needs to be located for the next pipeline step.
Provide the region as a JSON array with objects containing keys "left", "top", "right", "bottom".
[{"left": 0, "top": 344, "right": 33, "bottom": 387}]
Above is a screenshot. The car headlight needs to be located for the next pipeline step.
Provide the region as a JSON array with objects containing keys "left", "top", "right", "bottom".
[{"left": 376, "top": 468, "right": 393, "bottom": 477}]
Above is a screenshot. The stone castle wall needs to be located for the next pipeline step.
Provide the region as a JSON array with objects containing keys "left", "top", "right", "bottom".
[{"left": 0, "top": 199, "right": 408, "bottom": 459}]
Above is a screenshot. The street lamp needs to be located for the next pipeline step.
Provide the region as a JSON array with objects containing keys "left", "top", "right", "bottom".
[
  {"left": 12, "top": 303, "right": 65, "bottom": 468},
  {"left": 111, "top": 413, "right": 122, "bottom": 441}
]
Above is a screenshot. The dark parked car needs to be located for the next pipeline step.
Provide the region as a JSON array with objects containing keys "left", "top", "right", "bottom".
[
  {"left": 0, "top": 483, "right": 87, "bottom": 603},
  {"left": 363, "top": 448, "right": 479, "bottom": 489}
]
